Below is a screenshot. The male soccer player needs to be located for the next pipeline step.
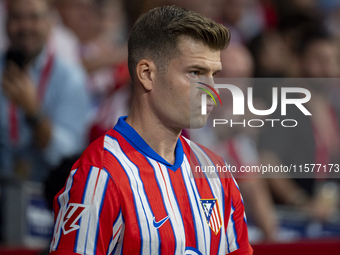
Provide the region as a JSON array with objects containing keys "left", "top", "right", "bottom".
[{"left": 49, "top": 6, "right": 253, "bottom": 255}]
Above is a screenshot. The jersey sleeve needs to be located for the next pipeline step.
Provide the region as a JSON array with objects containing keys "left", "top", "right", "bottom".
[
  {"left": 225, "top": 174, "right": 253, "bottom": 255},
  {"left": 49, "top": 164, "right": 122, "bottom": 255}
]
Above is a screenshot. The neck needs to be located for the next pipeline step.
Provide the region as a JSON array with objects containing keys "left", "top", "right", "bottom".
[{"left": 126, "top": 99, "right": 181, "bottom": 165}]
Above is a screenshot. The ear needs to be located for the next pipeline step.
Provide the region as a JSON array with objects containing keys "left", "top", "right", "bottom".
[{"left": 136, "top": 59, "right": 156, "bottom": 91}]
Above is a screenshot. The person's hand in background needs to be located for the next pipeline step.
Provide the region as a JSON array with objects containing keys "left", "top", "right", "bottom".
[{"left": 2, "top": 61, "right": 39, "bottom": 117}]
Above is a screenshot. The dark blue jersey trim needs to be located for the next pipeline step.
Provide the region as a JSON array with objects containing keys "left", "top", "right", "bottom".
[{"left": 113, "top": 116, "right": 183, "bottom": 171}]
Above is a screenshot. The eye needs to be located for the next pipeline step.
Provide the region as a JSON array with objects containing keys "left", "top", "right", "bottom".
[{"left": 189, "top": 71, "right": 200, "bottom": 78}]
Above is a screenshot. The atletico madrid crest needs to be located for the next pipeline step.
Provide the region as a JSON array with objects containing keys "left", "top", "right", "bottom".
[{"left": 200, "top": 199, "right": 222, "bottom": 235}]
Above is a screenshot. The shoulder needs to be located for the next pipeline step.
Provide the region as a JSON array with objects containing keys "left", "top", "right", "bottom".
[
  {"left": 181, "top": 136, "right": 233, "bottom": 180},
  {"left": 181, "top": 136, "right": 225, "bottom": 165},
  {"left": 72, "top": 133, "right": 106, "bottom": 170},
  {"left": 73, "top": 129, "right": 130, "bottom": 174}
]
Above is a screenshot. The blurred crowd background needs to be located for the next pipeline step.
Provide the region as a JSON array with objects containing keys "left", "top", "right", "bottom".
[{"left": 0, "top": 0, "right": 340, "bottom": 250}]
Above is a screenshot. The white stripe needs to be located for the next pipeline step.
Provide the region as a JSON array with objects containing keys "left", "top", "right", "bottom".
[
  {"left": 185, "top": 138, "right": 226, "bottom": 255},
  {"left": 50, "top": 169, "right": 77, "bottom": 252},
  {"left": 226, "top": 206, "right": 237, "bottom": 253},
  {"left": 107, "top": 212, "right": 123, "bottom": 254},
  {"left": 210, "top": 210, "right": 218, "bottom": 233},
  {"left": 230, "top": 172, "right": 240, "bottom": 190},
  {"left": 203, "top": 171, "right": 226, "bottom": 255},
  {"left": 105, "top": 136, "right": 159, "bottom": 255},
  {"left": 148, "top": 158, "right": 186, "bottom": 255},
  {"left": 182, "top": 156, "right": 210, "bottom": 254},
  {"left": 213, "top": 204, "right": 221, "bottom": 231},
  {"left": 230, "top": 172, "right": 245, "bottom": 205},
  {"left": 85, "top": 170, "right": 110, "bottom": 254},
  {"left": 211, "top": 206, "right": 221, "bottom": 233},
  {"left": 210, "top": 212, "right": 216, "bottom": 233},
  {"left": 75, "top": 167, "right": 100, "bottom": 254},
  {"left": 113, "top": 223, "right": 125, "bottom": 255}
]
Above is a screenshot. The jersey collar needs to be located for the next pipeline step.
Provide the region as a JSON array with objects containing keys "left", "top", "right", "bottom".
[{"left": 114, "top": 116, "right": 184, "bottom": 171}]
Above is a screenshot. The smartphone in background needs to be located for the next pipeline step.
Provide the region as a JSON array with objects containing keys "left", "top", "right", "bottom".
[{"left": 5, "top": 49, "right": 27, "bottom": 70}]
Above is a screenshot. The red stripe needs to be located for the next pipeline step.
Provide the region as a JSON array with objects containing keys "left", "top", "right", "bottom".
[
  {"left": 168, "top": 164, "right": 197, "bottom": 248},
  {"left": 97, "top": 175, "right": 121, "bottom": 254},
  {"left": 120, "top": 140, "right": 176, "bottom": 254},
  {"left": 215, "top": 199, "right": 222, "bottom": 224},
  {"left": 228, "top": 182, "right": 251, "bottom": 253},
  {"left": 195, "top": 179, "right": 222, "bottom": 253},
  {"left": 112, "top": 225, "right": 122, "bottom": 242},
  {"left": 210, "top": 214, "right": 217, "bottom": 233},
  {"left": 212, "top": 211, "right": 218, "bottom": 232},
  {"left": 105, "top": 132, "right": 142, "bottom": 254},
  {"left": 212, "top": 204, "right": 222, "bottom": 234},
  {"left": 158, "top": 162, "right": 179, "bottom": 227},
  {"left": 91, "top": 169, "right": 101, "bottom": 204},
  {"left": 55, "top": 166, "right": 92, "bottom": 251},
  {"left": 181, "top": 138, "right": 223, "bottom": 254}
]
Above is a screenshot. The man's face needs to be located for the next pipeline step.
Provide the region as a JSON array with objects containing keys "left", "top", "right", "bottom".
[
  {"left": 6, "top": 0, "right": 50, "bottom": 58},
  {"left": 151, "top": 37, "right": 222, "bottom": 130}
]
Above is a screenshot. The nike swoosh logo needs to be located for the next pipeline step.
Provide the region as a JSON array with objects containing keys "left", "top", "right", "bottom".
[{"left": 153, "top": 215, "right": 169, "bottom": 229}]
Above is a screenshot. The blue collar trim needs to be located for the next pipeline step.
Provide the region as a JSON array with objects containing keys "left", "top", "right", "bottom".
[{"left": 113, "top": 116, "right": 183, "bottom": 171}]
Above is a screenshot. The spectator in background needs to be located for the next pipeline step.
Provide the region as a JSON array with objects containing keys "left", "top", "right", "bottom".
[
  {"left": 248, "top": 30, "right": 298, "bottom": 78},
  {"left": 325, "top": 3, "right": 340, "bottom": 42},
  {"left": 222, "top": 0, "right": 266, "bottom": 44},
  {"left": 299, "top": 30, "right": 340, "bottom": 78},
  {"left": 0, "top": 0, "right": 90, "bottom": 181},
  {"left": 48, "top": 2, "right": 82, "bottom": 66},
  {"left": 212, "top": 44, "right": 278, "bottom": 241},
  {"left": 54, "top": 0, "right": 130, "bottom": 140},
  {"left": 257, "top": 30, "right": 340, "bottom": 220},
  {"left": 54, "top": 0, "right": 128, "bottom": 96}
]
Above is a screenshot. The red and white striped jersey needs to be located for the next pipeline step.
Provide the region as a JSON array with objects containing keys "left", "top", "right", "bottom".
[{"left": 49, "top": 117, "right": 253, "bottom": 255}]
